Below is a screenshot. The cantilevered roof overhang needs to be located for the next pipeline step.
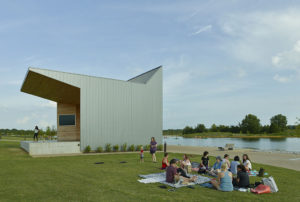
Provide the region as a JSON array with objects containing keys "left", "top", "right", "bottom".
[{"left": 21, "top": 69, "right": 80, "bottom": 104}]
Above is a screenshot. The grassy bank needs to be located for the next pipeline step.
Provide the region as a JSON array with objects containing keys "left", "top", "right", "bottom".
[{"left": 0, "top": 141, "right": 300, "bottom": 201}]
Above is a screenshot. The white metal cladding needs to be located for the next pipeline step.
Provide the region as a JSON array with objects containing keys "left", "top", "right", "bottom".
[{"left": 27, "top": 67, "right": 163, "bottom": 150}]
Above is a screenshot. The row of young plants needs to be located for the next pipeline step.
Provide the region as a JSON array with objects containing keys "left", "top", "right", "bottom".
[{"left": 84, "top": 143, "right": 163, "bottom": 153}]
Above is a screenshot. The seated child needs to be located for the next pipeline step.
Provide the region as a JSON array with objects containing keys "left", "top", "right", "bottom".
[{"left": 161, "top": 153, "right": 169, "bottom": 169}]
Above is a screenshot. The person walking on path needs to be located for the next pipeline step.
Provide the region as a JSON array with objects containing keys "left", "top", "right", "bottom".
[
  {"left": 150, "top": 137, "right": 157, "bottom": 162},
  {"left": 33, "top": 126, "right": 39, "bottom": 141}
]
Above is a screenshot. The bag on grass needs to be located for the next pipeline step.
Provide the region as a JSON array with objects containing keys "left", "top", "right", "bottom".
[
  {"left": 257, "top": 168, "right": 265, "bottom": 177},
  {"left": 251, "top": 184, "right": 271, "bottom": 194},
  {"left": 262, "top": 176, "right": 278, "bottom": 193}
]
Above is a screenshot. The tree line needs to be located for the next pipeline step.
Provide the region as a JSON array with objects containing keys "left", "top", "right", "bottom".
[
  {"left": 180, "top": 114, "right": 298, "bottom": 135},
  {"left": 0, "top": 126, "right": 57, "bottom": 138}
]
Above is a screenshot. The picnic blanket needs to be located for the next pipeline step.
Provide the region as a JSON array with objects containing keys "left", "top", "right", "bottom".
[
  {"left": 138, "top": 172, "right": 211, "bottom": 188},
  {"left": 248, "top": 170, "right": 268, "bottom": 177}
]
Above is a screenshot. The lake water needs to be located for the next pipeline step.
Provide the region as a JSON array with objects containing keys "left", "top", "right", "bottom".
[{"left": 163, "top": 136, "right": 300, "bottom": 153}]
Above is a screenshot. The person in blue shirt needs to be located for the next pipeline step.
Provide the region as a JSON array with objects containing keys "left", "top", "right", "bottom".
[
  {"left": 229, "top": 156, "right": 240, "bottom": 175},
  {"left": 211, "top": 163, "right": 234, "bottom": 192},
  {"left": 207, "top": 156, "right": 222, "bottom": 176}
]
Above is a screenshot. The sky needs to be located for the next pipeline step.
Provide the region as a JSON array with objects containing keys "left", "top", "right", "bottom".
[{"left": 1, "top": 0, "right": 300, "bottom": 130}]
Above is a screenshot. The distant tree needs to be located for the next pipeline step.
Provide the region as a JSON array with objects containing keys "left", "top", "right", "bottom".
[
  {"left": 39, "top": 129, "right": 45, "bottom": 139},
  {"left": 230, "top": 125, "right": 240, "bottom": 133},
  {"left": 260, "top": 125, "right": 270, "bottom": 134},
  {"left": 50, "top": 126, "right": 57, "bottom": 139},
  {"left": 218, "top": 125, "right": 230, "bottom": 132},
  {"left": 195, "top": 124, "right": 206, "bottom": 133},
  {"left": 270, "top": 114, "right": 287, "bottom": 133},
  {"left": 240, "top": 114, "right": 261, "bottom": 134},
  {"left": 182, "top": 126, "right": 194, "bottom": 135},
  {"left": 210, "top": 124, "right": 218, "bottom": 132},
  {"left": 295, "top": 118, "right": 300, "bottom": 134},
  {"left": 45, "top": 126, "right": 51, "bottom": 137}
]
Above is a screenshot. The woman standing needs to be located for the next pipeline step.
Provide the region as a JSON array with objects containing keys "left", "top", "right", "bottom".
[
  {"left": 33, "top": 126, "right": 39, "bottom": 141},
  {"left": 150, "top": 137, "right": 157, "bottom": 162}
]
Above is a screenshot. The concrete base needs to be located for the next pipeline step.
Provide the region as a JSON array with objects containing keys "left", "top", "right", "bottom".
[{"left": 20, "top": 141, "right": 81, "bottom": 156}]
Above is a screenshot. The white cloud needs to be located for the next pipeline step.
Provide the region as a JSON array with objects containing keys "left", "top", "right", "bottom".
[
  {"left": 38, "top": 120, "right": 53, "bottom": 129},
  {"left": 293, "top": 40, "right": 300, "bottom": 52},
  {"left": 0, "top": 79, "right": 23, "bottom": 87},
  {"left": 272, "top": 56, "right": 281, "bottom": 66},
  {"left": 41, "top": 101, "right": 57, "bottom": 108},
  {"left": 271, "top": 40, "right": 300, "bottom": 74},
  {"left": 17, "top": 116, "right": 30, "bottom": 124},
  {"left": 219, "top": 9, "right": 300, "bottom": 67},
  {"left": 191, "top": 25, "right": 212, "bottom": 35},
  {"left": 273, "top": 74, "right": 292, "bottom": 83},
  {"left": 164, "top": 71, "right": 191, "bottom": 96},
  {"left": 236, "top": 68, "right": 247, "bottom": 78}
]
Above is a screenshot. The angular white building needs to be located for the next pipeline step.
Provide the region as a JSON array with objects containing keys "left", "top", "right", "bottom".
[{"left": 20, "top": 66, "right": 162, "bottom": 154}]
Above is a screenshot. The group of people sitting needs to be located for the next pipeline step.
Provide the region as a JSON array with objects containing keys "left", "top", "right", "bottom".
[
  {"left": 161, "top": 152, "right": 252, "bottom": 191},
  {"left": 162, "top": 153, "right": 197, "bottom": 184}
]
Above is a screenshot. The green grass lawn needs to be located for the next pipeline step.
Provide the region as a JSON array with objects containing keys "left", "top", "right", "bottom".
[{"left": 0, "top": 141, "right": 299, "bottom": 201}]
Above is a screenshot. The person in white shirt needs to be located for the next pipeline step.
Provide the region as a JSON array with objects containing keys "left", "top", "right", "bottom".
[
  {"left": 242, "top": 154, "right": 252, "bottom": 171},
  {"left": 33, "top": 126, "right": 39, "bottom": 141}
]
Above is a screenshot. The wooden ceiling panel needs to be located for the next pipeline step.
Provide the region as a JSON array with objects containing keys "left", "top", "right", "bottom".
[{"left": 21, "top": 71, "right": 80, "bottom": 104}]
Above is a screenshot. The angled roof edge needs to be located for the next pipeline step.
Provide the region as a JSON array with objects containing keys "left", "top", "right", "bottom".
[
  {"left": 21, "top": 66, "right": 162, "bottom": 91},
  {"left": 28, "top": 67, "right": 128, "bottom": 83},
  {"left": 127, "top": 66, "right": 162, "bottom": 84}
]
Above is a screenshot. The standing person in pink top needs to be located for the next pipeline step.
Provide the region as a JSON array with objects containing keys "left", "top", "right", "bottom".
[{"left": 150, "top": 137, "right": 157, "bottom": 162}]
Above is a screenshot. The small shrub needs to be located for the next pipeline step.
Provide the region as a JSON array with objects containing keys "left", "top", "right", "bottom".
[
  {"left": 84, "top": 145, "right": 91, "bottom": 153},
  {"left": 157, "top": 144, "right": 163, "bottom": 151},
  {"left": 113, "top": 144, "right": 119, "bottom": 152},
  {"left": 96, "top": 146, "right": 103, "bottom": 153},
  {"left": 136, "top": 145, "right": 143, "bottom": 151},
  {"left": 121, "top": 143, "right": 127, "bottom": 152},
  {"left": 144, "top": 144, "right": 150, "bottom": 151},
  {"left": 105, "top": 143, "right": 112, "bottom": 152},
  {"left": 128, "top": 144, "right": 135, "bottom": 152}
]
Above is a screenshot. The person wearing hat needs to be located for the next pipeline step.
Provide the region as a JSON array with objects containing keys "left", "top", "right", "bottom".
[
  {"left": 207, "top": 156, "right": 222, "bottom": 176},
  {"left": 166, "top": 159, "right": 197, "bottom": 184}
]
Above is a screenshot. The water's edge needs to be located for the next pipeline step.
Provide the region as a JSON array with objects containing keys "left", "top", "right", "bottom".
[{"left": 163, "top": 137, "right": 300, "bottom": 154}]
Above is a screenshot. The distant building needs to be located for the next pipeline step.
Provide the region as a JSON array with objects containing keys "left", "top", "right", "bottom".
[{"left": 20, "top": 66, "right": 162, "bottom": 154}]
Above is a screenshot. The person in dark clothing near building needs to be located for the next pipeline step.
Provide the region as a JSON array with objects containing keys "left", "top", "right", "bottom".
[
  {"left": 232, "top": 164, "right": 250, "bottom": 188},
  {"left": 33, "top": 126, "right": 39, "bottom": 141}
]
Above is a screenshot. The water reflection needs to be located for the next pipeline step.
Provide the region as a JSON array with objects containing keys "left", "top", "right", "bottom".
[
  {"left": 164, "top": 137, "right": 300, "bottom": 153},
  {"left": 241, "top": 138, "right": 260, "bottom": 142},
  {"left": 269, "top": 138, "right": 286, "bottom": 142}
]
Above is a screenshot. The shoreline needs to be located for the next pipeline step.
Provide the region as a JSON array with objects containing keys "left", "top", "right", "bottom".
[
  {"left": 166, "top": 145, "right": 300, "bottom": 171},
  {"left": 164, "top": 135, "right": 300, "bottom": 138}
]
